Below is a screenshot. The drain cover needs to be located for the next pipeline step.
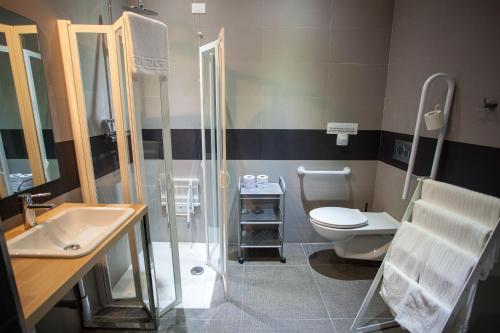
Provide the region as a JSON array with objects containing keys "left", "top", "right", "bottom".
[
  {"left": 191, "top": 266, "right": 204, "bottom": 275},
  {"left": 64, "top": 244, "right": 81, "bottom": 251}
]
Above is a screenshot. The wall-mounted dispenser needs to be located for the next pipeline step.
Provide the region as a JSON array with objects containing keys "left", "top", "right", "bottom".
[{"left": 326, "top": 122, "right": 358, "bottom": 146}]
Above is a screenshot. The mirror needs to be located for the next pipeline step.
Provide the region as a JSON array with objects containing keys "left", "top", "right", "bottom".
[{"left": 0, "top": 7, "right": 60, "bottom": 198}]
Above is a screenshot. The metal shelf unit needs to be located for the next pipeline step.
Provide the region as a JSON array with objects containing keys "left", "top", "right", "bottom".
[{"left": 237, "top": 177, "right": 286, "bottom": 264}]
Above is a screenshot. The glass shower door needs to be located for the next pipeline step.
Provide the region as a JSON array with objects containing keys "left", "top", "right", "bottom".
[
  {"left": 200, "top": 29, "right": 228, "bottom": 295},
  {"left": 62, "top": 21, "right": 181, "bottom": 323},
  {"left": 115, "top": 23, "right": 181, "bottom": 316}
]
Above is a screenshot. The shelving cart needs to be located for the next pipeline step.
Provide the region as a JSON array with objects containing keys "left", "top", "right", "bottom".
[{"left": 237, "top": 176, "right": 286, "bottom": 264}]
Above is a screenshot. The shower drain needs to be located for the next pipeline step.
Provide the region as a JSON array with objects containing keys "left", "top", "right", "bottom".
[
  {"left": 63, "top": 244, "right": 81, "bottom": 251},
  {"left": 190, "top": 266, "right": 204, "bottom": 275}
]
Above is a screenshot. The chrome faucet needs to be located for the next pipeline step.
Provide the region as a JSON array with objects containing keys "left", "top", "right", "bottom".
[{"left": 18, "top": 193, "right": 56, "bottom": 230}]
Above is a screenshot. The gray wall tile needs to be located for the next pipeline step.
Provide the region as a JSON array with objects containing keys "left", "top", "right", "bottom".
[{"left": 262, "top": 0, "right": 332, "bottom": 28}]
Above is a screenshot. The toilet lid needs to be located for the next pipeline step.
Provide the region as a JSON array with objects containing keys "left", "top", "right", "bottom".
[{"left": 310, "top": 207, "right": 368, "bottom": 229}]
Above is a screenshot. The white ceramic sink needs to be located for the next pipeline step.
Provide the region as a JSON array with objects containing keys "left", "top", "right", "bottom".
[{"left": 7, "top": 207, "right": 134, "bottom": 258}]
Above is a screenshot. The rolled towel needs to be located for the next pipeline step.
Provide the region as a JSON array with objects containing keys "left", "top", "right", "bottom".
[
  {"left": 256, "top": 174, "right": 268, "bottom": 184},
  {"left": 242, "top": 175, "right": 256, "bottom": 189}
]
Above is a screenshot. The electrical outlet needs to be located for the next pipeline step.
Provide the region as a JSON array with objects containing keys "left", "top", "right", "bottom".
[{"left": 393, "top": 139, "right": 412, "bottom": 163}]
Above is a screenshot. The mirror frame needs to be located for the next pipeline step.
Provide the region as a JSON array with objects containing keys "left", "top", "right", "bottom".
[
  {"left": 0, "top": 24, "right": 46, "bottom": 187},
  {"left": 0, "top": 11, "right": 75, "bottom": 223}
]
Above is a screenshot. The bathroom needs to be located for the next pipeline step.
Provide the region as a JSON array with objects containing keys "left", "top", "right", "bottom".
[{"left": 0, "top": 0, "right": 499, "bottom": 332}]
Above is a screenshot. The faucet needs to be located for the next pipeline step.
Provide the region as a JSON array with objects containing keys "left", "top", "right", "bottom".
[{"left": 18, "top": 193, "right": 56, "bottom": 230}]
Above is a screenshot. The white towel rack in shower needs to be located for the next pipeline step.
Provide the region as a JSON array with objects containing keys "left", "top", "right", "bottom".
[{"left": 297, "top": 166, "right": 351, "bottom": 176}]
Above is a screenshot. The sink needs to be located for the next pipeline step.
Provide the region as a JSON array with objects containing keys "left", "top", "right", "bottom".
[{"left": 7, "top": 207, "right": 134, "bottom": 258}]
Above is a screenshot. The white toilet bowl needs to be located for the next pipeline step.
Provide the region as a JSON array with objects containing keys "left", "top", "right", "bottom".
[{"left": 309, "top": 207, "right": 399, "bottom": 260}]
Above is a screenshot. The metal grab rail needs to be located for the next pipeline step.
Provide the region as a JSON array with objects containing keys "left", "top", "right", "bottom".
[
  {"left": 297, "top": 166, "right": 351, "bottom": 176},
  {"left": 402, "top": 72, "right": 455, "bottom": 200}
]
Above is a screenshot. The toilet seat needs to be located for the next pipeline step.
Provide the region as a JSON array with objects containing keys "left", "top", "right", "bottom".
[{"left": 309, "top": 207, "right": 368, "bottom": 229}]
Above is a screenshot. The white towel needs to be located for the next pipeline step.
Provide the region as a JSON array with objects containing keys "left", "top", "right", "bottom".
[
  {"left": 382, "top": 222, "right": 477, "bottom": 333},
  {"left": 418, "top": 234, "right": 476, "bottom": 306},
  {"left": 421, "top": 179, "right": 500, "bottom": 229},
  {"left": 385, "top": 221, "right": 434, "bottom": 281},
  {"left": 123, "top": 12, "right": 169, "bottom": 77},
  {"left": 381, "top": 261, "right": 451, "bottom": 333},
  {"left": 421, "top": 180, "right": 500, "bottom": 278},
  {"left": 413, "top": 199, "right": 491, "bottom": 256}
]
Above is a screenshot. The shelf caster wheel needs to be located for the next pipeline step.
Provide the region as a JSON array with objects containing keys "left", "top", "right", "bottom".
[
  {"left": 280, "top": 257, "right": 286, "bottom": 263},
  {"left": 238, "top": 258, "right": 245, "bottom": 264}
]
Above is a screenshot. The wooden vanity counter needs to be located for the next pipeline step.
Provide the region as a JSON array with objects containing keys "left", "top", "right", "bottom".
[{"left": 4, "top": 203, "right": 148, "bottom": 327}]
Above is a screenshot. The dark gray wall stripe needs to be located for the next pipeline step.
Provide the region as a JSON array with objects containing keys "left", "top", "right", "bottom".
[
  {"left": 379, "top": 131, "right": 500, "bottom": 198},
  {"left": 0, "top": 140, "right": 79, "bottom": 221},
  {"left": 0, "top": 129, "right": 56, "bottom": 159},
  {"left": 227, "top": 129, "right": 381, "bottom": 160},
  {"left": 171, "top": 129, "right": 381, "bottom": 160},
  {"left": 1, "top": 129, "right": 499, "bottom": 221}
]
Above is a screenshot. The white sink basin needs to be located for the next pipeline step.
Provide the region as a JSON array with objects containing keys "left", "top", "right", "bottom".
[{"left": 7, "top": 207, "right": 134, "bottom": 258}]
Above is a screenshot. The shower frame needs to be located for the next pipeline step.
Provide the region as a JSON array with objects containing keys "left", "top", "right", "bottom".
[
  {"left": 57, "top": 18, "right": 182, "bottom": 325},
  {"left": 199, "top": 28, "right": 229, "bottom": 297}
]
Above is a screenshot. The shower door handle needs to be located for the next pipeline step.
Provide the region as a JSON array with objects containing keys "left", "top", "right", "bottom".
[
  {"left": 159, "top": 173, "right": 170, "bottom": 223},
  {"left": 220, "top": 170, "right": 230, "bottom": 189}
]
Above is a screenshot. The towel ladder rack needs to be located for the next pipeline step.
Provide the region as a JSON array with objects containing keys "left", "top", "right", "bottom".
[{"left": 351, "top": 178, "right": 500, "bottom": 333}]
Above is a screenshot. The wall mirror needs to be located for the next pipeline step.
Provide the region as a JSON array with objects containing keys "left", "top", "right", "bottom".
[{"left": 0, "top": 7, "right": 60, "bottom": 198}]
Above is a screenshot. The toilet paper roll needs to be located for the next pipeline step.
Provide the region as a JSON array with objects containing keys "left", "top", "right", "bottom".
[
  {"left": 256, "top": 175, "right": 268, "bottom": 186},
  {"left": 242, "top": 175, "right": 256, "bottom": 188},
  {"left": 424, "top": 109, "right": 444, "bottom": 131}
]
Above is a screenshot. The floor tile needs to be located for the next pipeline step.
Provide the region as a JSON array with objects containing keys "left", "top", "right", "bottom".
[
  {"left": 241, "top": 318, "right": 335, "bottom": 333},
  {"left": 304, "top": 243, "right": 380, "bottom": 268},
  {"left": 302, "top": 243, "right": 335, "bottom": 261},
  {"left": 312, "top": 269, "right": 391, "bottom": 319},
  {"left": 238, "top": 243, "right": 308, "bottom": 266},
  {"left": 332, "top": 318, "right": 406, "bottom": 333},
  {"left": 160, "top": 316, "right": 241, "bottom": 333},
  {"left": 242, "top": 265, "right": 329, "bottom": 320}
]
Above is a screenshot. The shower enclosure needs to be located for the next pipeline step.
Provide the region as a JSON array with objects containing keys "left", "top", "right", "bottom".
[
  {"left": 57, "top": 19, "right": 180, "bottom": 328},
  {"left": 57, "top": 17, "right": 228, "bottom": 328}
]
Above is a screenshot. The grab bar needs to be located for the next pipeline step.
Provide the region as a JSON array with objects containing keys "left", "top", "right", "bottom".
[
  {"left": 402, "top": 72, "right": 455, "bottom": 200},
  {"left": 297, "top": 166, "right": 351, "bottom": 176}
]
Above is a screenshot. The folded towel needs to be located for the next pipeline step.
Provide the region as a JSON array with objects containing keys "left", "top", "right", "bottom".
[
  {"left": 384, "top": 222, "right": 477, "bottom": 333},
  {"left": 421, "top": 180, "right": 500, "bottom": 278},
  {"left": 421, "top": 180, "right": 500, "bottom": 229},
  {"left": 418, "top": 234, "right": 476, "bottom": 306},
  {"left": 386, "top": 221, "right": 434, "bottom": 281},
  {"left": 413, "top": 199, "right": 491, "bottom": 256},
  {"left": 381, "top": 261, "right": 451, "bottom": 333},
  {"left": 123, "top": 12, "right": 169, "bottom": 76}
]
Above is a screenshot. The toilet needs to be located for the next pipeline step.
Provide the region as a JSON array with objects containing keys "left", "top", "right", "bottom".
[{"left": 309, "top": 207, "right": 399, "bottom": 260}]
